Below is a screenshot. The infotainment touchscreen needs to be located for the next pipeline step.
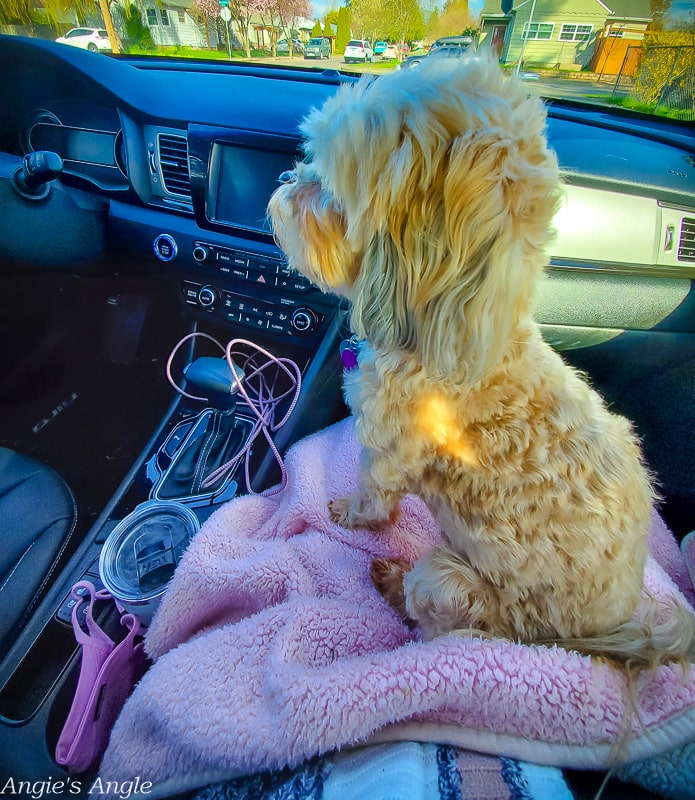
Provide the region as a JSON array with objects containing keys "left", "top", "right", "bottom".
[{"left": 208, "top": 142, "right": 298, "bottom": 234}]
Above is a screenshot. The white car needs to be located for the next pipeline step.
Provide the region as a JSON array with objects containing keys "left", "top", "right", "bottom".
[
  {"left": 382, "top": 44, "right": 399, "bottom": 60},
  {"left": 55, "top": 28, "right": 111, "bottom": 53},
  {"left": 344, "top": 40, "right": 374, "bottom": 64}
]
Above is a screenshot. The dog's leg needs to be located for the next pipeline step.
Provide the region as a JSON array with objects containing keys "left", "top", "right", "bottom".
[
  {"left": 329, "top": 451, "right": 403, "bottom": 530},
  {"left": 402, "top": 547, "right": 501, "bottom": 641},
  {"left": 329, "top": 491, "right": 401, "bottom": 530},
  {"left": 370, "top": 557, "right": 414, "bottom": 623}
]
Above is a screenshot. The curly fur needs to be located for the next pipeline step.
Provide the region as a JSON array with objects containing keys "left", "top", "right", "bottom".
[{"left": 268, "top": 56, "right": 695, "bottom": 668}]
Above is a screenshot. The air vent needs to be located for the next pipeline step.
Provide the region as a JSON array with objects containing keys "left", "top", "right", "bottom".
[
  {"left": 157, "top": 133, "right": 191, "bottom": 199},
  {"left": 678, "top": 217, "right": 695, "bottom": 262}
]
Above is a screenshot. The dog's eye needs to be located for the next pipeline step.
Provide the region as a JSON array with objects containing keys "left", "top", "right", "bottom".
[{"left": 278, "top": 170, "right": 297, "bottom": 184}]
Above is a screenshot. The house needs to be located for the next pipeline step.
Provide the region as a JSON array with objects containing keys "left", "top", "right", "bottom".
[
  {"left": 479, "top": 0, "right": 652, "bottom": 72},
  {"left": 126, "top": 1, "right": 314, "bottom": 53},
  {"left": 138, "top": 0, "right": 208, "bottom": 48}
]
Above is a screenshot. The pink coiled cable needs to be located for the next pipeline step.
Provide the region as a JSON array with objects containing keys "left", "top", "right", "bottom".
[{"left": 166, "top": 332, "right": 302, "bottom": 496}]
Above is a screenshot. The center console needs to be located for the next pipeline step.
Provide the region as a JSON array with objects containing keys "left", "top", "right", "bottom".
[
  {"left": 0, "top": 112, "right": 352, "bottom": 783},
  {"left": 0, "top": 256, "right": 348, "bottom": 786}
]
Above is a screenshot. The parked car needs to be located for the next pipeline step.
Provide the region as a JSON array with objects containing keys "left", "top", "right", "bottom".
[
  {"left": 382, "top": 43, "right": 399, "bottom": 60},
  {"left": 429, "top": 35, "right": 474, "bottom": 52},
  {"left": 400, "top": 45, "right": 469, "bottom": 70},
  {"left": 0, "top": 30, "right": 694, "bottom": 800},
  {"left": 373, "top": 40, "right": 387, "bottom": 55},
  {"left": 276, "top": 37, "right": 304, "bottom": 54},
  {"left": 304, "top": 37, "right": 331, "bottom": 59},
  {"left": 344, "top": 39, "right": 374, "bottom": 64},
  {"left": 54, "top": 27, "right": 111, "bottom": 52}
]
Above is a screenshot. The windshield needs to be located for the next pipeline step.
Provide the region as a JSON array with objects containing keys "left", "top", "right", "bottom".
[{"left": 1, "top": 0, "right": 693, "bottom": 120}]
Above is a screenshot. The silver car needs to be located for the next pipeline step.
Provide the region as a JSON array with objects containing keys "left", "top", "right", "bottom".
[{"left": 304, "top": 38, "right": 331, "bottom": 59}]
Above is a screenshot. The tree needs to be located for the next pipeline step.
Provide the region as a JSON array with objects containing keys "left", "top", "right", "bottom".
[
  {"left": 384, "top": 0, "right": 423, "bottom": 48},
  {"left": 229, "top": 0, "right": 275, "bottom": 58},
  {"left": 350, "top": 0, "right": 424, "bottom": 49},
  {"left": 426, "top": 0, "right": 475, "bottom": 40},
  {"left": 0, "top": 1, "right": 35, "bottom": 26},
  {"left": 650, "top": 0, "right": 673, "bottom": 30},
  {"left": 350, "top": 0, "right": 381, "bottom": 41},
  {"left": 335, "top": 5, "right": 350, "bottom": 53},
  {"left": 311, "top": 19, "right": 323, "bottom": 36},
  {"left": 633, "top": 29, "right": 695, "bottom": 110},
  {"left": 193, "top": 0, "right": 225, "bottom": 51},
  {"left": 120, "top": 3, "right": 154, "bottom": 49},
  {"left": 273, "top": 0, "right": 311, "bottom": 55}
]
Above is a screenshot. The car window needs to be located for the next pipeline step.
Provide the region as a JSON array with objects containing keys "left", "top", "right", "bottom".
[{"left": 4, "top": 4, "right": 687, "bottom": 120}]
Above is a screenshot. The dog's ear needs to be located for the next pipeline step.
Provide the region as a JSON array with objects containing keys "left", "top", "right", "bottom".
[
  {"left": 343, "top": 64, "right": 561, "bottom": 381},
  {"left": 268, "top": 176, "right": 359, "bottom": 295}
]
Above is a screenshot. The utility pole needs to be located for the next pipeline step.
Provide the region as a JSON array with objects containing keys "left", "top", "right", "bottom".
[{"left": 515, "top": 0, "right": 537, "bottom": 75}]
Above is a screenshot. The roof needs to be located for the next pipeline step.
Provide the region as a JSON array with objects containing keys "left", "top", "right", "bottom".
[{"left": 603, "top": 0, "right": 652, "bottom": 20}]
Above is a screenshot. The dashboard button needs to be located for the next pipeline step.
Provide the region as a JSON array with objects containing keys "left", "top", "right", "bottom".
[
  {"left": 192, "top": 244, "right": 210, "bottom": 263},
  {"left": 153, "top": 233, "right": 178, "bottom": 262},
  {"left": 198, "top": 285, "right": 218, "bottom": 308},
  {"left": 291, "top": 307, "right": 318, "bottom": 333},
  {"left": 182, "top": 281, "right": 201, "bottom": 304}
]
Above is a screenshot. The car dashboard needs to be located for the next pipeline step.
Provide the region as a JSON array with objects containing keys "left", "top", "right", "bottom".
[{"left": 1, "top": 34, "right": 695, "bottom": 789}]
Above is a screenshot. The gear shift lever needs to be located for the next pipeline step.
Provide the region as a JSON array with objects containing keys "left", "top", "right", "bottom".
[
  {"left": 183, "top": 356, "right": 245, "bottom": 411},
  {"left": 148, "top": 356, "right": 252, "bottom": 505}
]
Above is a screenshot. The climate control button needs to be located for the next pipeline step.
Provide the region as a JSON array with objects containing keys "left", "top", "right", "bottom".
[
  {"left": 290, "top": 307, "right": 319, "bottom": 333},
  {"left": 198, "top": 285, "right": 218, "bottom": 308}
]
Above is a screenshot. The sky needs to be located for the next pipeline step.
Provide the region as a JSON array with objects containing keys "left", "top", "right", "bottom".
[{"left": 668, "top": 0, "right": 694, "bottom": 23}]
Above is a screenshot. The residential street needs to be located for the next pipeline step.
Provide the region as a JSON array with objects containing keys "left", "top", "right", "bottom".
[{"left": 265, "top": 54, "right": 629, "bottom": 106}]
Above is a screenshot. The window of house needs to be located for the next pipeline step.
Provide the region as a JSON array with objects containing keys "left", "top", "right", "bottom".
[
  {"left": 559, "top": 24, "right": 593, "bottom": 42},
  {"left": 161, "top": 9, "right": 170, "bottom": 26},
  {"left": 522, "top": 23, "right": 554, "bottom": 41},
  {"left": 178, "top": 10, "right": 186, "bottom": 24},
  {"left": 146, "top": 8, "right": 157, "bottom": 25}
]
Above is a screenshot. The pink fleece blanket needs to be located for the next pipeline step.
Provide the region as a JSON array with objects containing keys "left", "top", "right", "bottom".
[{"left": 101, "top": 417, "right": 695, "bottom": 790}]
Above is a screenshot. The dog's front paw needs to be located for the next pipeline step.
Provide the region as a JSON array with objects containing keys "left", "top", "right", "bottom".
[
  {"left": 370, "top": 557, "right": 415, "bottom": 625},
  {"left": 329, "top": 495, "right": 394, "bottom": 531}
]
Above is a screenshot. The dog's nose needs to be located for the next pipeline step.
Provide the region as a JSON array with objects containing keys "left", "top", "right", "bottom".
[{"left": 278, "top": 170, "right": 297, "bottom": 184}]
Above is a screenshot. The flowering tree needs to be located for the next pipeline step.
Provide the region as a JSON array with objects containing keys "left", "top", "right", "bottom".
[
  {"left": 230, "top": 0, "right": 276, "bottom": 57},
  {"left": 273, "top": 0, "right": 311, "bottom": 56},
  {"left": 192, "top": 0, "right": 222, "bottom": 49},
  {"left": 194, "top": 0, "right": 268, "bottom": 56}
]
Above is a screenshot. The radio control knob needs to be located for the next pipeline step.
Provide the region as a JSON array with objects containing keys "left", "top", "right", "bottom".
[
  {"left": 198, "top": 285, "right": 218, "bottom": 308},
  {"left": 290, "top": 307, "right": 318, "bottom": 333},
  {"left": 192, "top": 244, "right": 210, "bottom": 263}
]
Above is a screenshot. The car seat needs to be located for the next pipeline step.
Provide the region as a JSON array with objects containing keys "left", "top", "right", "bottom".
[{"left": 0, "top": 447, "right": 76, "bottom": 649}]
